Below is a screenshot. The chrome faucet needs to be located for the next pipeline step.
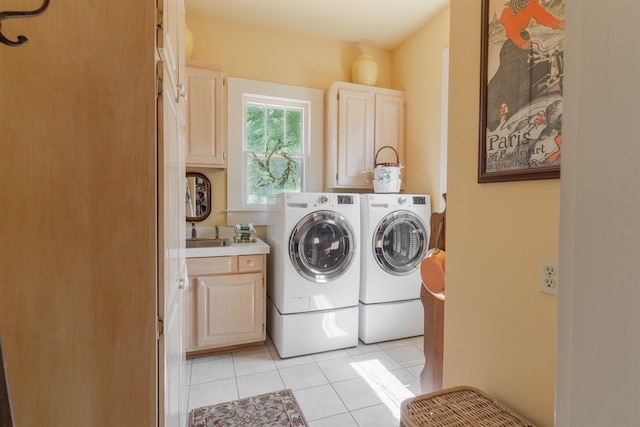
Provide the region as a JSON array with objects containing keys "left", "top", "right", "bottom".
[{"left": 191, "top": 222, "right": 197, "bottom": 240}]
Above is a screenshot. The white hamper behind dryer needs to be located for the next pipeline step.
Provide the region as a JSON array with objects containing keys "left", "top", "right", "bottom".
[{"left": 267, "top": 192, "right": 361, "bottom": 357}]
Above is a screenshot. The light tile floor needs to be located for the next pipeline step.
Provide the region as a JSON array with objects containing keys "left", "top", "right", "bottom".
[{"left": 186, "top": 335, "right": 426, "bottom": 427}]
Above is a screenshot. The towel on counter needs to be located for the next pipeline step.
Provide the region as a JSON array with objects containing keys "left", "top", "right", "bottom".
[
  {"left": 235, "top": 223, "right": 256, "bottom": 232},
  {"left": 234, "top": 223, "right": 256, "bottom": 243}
]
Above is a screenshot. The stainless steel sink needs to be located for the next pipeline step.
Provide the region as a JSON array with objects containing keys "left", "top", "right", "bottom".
[{"left": 185, "top": 239, "right": 231, "bottom": 249}]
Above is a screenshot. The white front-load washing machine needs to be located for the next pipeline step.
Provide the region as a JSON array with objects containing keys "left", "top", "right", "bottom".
[
  {"left": 267, "top": 192, "right": 360, "bottom": 357},
  {"left": 359, "top": 193, "right": 431, "bottom": 343}
]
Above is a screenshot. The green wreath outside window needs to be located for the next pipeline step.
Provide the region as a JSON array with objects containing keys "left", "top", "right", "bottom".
[{"left": 250, "top": 139, "right": 298, "bottom": 189}]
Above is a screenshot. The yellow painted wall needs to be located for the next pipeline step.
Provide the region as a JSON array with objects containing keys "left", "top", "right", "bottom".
[
  {"left": 392, "top": 7, "right": 450, "bottom": 213},
  {"left": 444, "top": 1, "right": 559, "bottom": 425},
  {"left": 186, "top": 13, "right": 393, "bottom": 90}
]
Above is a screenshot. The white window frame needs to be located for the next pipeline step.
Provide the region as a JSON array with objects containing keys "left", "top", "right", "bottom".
[{"left": 227, "top": 78, "right": 323, "bottom": 226}]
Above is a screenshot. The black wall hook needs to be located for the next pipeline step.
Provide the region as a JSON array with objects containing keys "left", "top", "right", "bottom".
[{"left": 0, "top": 0, "right": 50, "bottom": 47}]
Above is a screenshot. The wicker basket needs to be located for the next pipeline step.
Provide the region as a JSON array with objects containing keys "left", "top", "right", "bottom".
[
  {"left": 399, "top": 386, "right": 536, "bottom": 427},
  {"left": 373, "top": 146, "right": 402, "bottom": 193}
]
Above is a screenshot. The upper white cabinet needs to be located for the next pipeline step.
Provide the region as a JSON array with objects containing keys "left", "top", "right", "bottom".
[
  {"left": 324, "top": 81, "right": 405, "bottom": 189},
  {"left": 185, "top": 60, "right": 227, "bottom": 168}
]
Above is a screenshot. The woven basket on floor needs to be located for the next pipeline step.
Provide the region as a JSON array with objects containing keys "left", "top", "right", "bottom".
[{"left": 399, "top": 386, "right": 536, "bottom": 427}]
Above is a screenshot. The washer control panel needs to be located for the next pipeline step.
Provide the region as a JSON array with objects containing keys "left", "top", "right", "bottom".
[{"left": 337, "top": 195, "right": 355, "bottom": 205}]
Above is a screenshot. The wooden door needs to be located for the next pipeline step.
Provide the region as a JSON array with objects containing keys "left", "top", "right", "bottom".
[{"left": 0, "top": 1, "right": 157, "bottom": 426}]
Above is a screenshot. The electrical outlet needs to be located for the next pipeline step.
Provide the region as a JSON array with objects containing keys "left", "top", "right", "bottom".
[{"left": 539, "top": 259, "right": 559, "bottom": 296}]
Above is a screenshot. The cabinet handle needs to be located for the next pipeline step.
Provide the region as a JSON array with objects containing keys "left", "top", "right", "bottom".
[
  {"left": 175, "top": 83, "right": 186, "bottom": 103},
  {"left": 178, "top": 278, "right": 186, "bottom": 290}
]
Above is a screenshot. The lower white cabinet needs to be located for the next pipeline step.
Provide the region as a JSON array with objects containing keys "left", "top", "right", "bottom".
[{"left": 186, "top": 254, "right": 266, "bottom": 354}]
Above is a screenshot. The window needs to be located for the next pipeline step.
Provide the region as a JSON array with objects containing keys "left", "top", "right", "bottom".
[
  {"left": 227, "top": 78, "right": 323, "bottom": 225},
  {"left": 245, "top": 99, "right": 304, "bottom": 204}
]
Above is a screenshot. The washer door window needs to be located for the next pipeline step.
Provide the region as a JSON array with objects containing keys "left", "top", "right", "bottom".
[
  {"left": 373, "top": 211, "right": 428, "bottom": 275},
  {"left": 290, "top": 210, "right": 356, "bottom": 283}
]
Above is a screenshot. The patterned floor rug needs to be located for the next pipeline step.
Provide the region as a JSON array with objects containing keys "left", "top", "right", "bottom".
[{"left": 189, "top": 389, "right": 308, "bottom": 427}]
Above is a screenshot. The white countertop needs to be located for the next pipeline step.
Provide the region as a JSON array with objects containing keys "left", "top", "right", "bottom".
[{"left": 185, "top": 238, "right": 270, "bottom": 258}]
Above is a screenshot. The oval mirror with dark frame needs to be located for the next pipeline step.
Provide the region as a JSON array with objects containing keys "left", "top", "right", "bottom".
[{"left": 186, "top": 172, "right": 211, "bottom": 221}]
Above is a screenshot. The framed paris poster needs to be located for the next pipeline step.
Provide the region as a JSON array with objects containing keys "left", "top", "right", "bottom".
[{"left": 478, "top": 0, "right": 565, "bottom": 183}]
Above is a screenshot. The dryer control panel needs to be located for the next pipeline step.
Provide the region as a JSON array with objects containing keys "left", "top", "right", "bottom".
[{"left": 413, "top": 196, "right": 428, "bottom": 205}]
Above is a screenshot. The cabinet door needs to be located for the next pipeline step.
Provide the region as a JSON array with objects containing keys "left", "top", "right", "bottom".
[
  {"left": 158, "top": 0, "right": 186, "bottom": 425},
  {"left": 374, "top": 93, "right": 405, "bottom": 166},
  {"left": 186, "top": 66, "right": 226, "bottom": 167},
  {"left": 196, "top": 273, "right": 264, "bottom": 348},
  {"left": 336, "top": 88, "right": 374, "bottom": 188}
]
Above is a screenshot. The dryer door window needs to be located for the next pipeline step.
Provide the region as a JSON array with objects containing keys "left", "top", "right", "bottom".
[
  {"left": 289, "top": 210, "right": 356, "bottom": 283},
  {"left": 373, "top": 211, "right": 428, "bottom": 275}
]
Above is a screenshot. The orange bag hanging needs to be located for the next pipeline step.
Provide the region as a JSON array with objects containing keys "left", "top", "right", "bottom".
[{"left": 421, "top": 217, "right": 446, "bottom": 300}]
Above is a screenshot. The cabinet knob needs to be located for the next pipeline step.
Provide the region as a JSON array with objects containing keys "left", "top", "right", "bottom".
[
  {"left": 178, "top": 278, "right": 186, "bottom": 290},
  {"left": 248, "top": 260, "right": 255, "bottom": 267},
  {"left": 199, "top": 281, "right": 205, "bottom": 288}
]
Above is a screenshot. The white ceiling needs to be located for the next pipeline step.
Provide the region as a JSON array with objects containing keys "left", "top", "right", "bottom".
[{"left": 184, "top": 0, "right": 450, "bottom": 50}]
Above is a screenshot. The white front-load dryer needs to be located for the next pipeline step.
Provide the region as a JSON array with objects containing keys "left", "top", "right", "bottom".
[
  {"left": 359, "top": 193, "right": 431, "bottom": 343},
  {"left": 266, "top": 192, "right": 360, "bottom": 357}
]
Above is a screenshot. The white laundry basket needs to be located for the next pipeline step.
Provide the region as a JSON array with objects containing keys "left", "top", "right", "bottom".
[{"left": 373, "top": 146, "right": 403, "bottom": 193}]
